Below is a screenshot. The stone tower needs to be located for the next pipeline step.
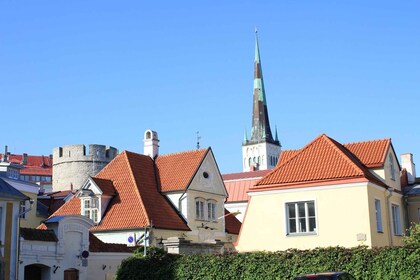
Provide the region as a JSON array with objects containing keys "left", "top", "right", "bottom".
[
  {"left": 242, "top": 31, "right": 281, "bottom": 171},
  {"left": 53, "top": 144, "right": 118, "bottom": 191}
]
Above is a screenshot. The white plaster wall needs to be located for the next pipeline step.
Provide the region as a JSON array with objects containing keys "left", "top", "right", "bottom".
[
  {"left": 225, "top": 202, "right": 247, "bottom": 222},
  {"left": 88, "top": 253, "right": 132, "bottom": 280}
]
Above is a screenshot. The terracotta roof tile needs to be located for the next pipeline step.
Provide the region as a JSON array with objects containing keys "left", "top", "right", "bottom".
[
  {"left": 343, "top": 138, "right": 390, "bottom": 168},
  {"left": 224, "top": 209, "right": 242, "bottom": 234},
  {"left": 20, "top": 227, "right": 58, "bottom": 242},
  {"left": 222, "top": 170, "right": 270, "bottom": 181},
  {"left": 2, "top": 154, "right": 52, "bottom": 176},
  {"left": 254, "top": 134, "right": 388, "bottom": 190},
  {"left": 91, "top": 177, "right": 116, "bottom": 196},
  {"left": 89, "top": 232, "right": 135, "bottom": 253},
  {"left": 156, "top": 149, "right": 208, "bottom": 192},
  {"left": 48, "top": 151, "right": 190, "bottom": 232}
]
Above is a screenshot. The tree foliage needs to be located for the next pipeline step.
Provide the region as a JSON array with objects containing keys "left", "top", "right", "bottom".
[{"left": 116, "top": 245, "right": 420, "bottom": 280}]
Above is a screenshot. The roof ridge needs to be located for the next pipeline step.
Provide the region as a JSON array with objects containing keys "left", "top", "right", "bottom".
[
  {"left": 343, "top": 138, "right": 391, "bottom": 146},
  {"left": 123, "top": 152, "right": 152, "bottom": 226},
  {"left": 323, "top": 135, "right": 365, "bottom": 177}
]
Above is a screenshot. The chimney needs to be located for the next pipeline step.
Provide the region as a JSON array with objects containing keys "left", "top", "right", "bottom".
[
  {"left": 401, "top": 153, "right": 416, "bottom": 184},
  {"left": 143, "top": 130, "right": 159, "bottom": 158},
  {"left": 2, "top": 145, "right": 8, "bottom": 162},
  {"left": 22, "top": 153, "right": 28, "bottom": 165}
]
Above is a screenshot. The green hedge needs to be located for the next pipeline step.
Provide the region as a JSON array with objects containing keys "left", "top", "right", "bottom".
[{"left": 116, "top": 246, "right": 420, "bottom": 280}]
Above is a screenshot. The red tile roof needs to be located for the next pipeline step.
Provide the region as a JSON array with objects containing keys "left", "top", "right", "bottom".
[
  {"left": 222, "top": 170, "right": 270, "bottom": 181},
  {"left": 253, "top": 134, "right": 388, "bottom": 190},
  {"left": 224, "top": 209, "right": 242, "bottom": 234},
  {"left": 20, "top": 227, "right": 58, "bottom": 242},
  {"left": 156, "top": 149, "right": 208, "bottom": 192},
  {"left": 2, "top": 154, "right": 52, "bottom": 176},
  {"left": 91, "top": 177, "right": 116, "bottom": 196},
  {"left": 343, "top": 139, "right": 390, "bottom": 168},
  {"left": 89, "top": 232, "right": 135, "bottom": 253},
  {"left": 49, "top": 151, "right": 190, "bottom": 232}
]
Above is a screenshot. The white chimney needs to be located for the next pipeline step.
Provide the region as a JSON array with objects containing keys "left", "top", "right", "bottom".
[
  {"left": 143, "top": 130, "right": 159, "bottom": 158},
  {"left": 401, "top": 153, "right": 416, "bottom": 184}
]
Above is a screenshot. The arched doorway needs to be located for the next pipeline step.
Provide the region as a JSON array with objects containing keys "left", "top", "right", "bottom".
[
  {"left": 24, "top": 264, "right": 50, "bottom": 280},
  {"left": 64, "top": 268, "right": 79, "bottom": 280}
]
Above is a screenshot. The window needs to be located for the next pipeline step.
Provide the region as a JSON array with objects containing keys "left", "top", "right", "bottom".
[
  {"left": 391, "top": 204, "right": 402, "bottom": 236},
  {"left": 83, "top": 197, "right": 99, "bottom": 223},
  {"left": 20, "top": 201, "right": 26, "bottom": 219},
  {"left": 374, "top": 199, "right": 383, "bottom": 233},
  {"left": 286, "top": 201, "right": 316, "bottom": 234},
  {"left": 195, "top": 198, "right": 205, "bottom": 220},
  {"left": 389, "top": 154, "right": 395, "bottom": 180},
  {"left": 207, "top": 200, "right": 216, "bottom": 221}
]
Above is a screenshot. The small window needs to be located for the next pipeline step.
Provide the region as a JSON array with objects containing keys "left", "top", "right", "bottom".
[
  {"left": 389, "top": 154, "right": 395, "bottom": 180},
  {"left": 375, "top": 199, "right": 383, "bottom": 233},
  {"left": 82, "top": 197, "right": 100, "bottom": 223},
  {"left": 203, "top": 172, "right": 209, "bottom": 179},
  {"left": 20, "top": 201, "right": 26, "bottom": 219},
  {"left": 195, "top": 198, "right": 205, "bottom": 220},
  {"left": 286, "top": 201, "right": 316, "bottom": 234},
  {"left": 207, "top": 200, "right": 216, "bottom": 221},
  {"left": 146, "top": 131, "right": 152, "bottom": 139},
  {"left": 391, "top": 204, "right": 402, "bottom": 236}
]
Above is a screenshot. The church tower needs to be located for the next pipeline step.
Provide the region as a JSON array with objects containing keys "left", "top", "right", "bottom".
[{"left": 242, "top": 31, "right": 281, "bottom": 171}]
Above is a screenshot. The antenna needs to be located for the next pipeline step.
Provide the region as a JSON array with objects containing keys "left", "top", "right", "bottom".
[{"left": 196, "top": 131, "right": 201, "bottom": 150}]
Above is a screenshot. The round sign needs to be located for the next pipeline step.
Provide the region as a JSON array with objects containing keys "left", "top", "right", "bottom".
[
  {"left": 81, "top": 250, "right": 89, "bottom": 259},
  {"left": 128, "top": 236, "right": 134, "bottom": 243}
]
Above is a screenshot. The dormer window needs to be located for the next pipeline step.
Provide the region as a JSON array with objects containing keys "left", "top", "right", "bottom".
[
  {"left": 7, "top": 168, "right": 19, "bottom": 179},
  {"left": 389, "top": 154, "right": 395, "bottom": 180},
  {"left": 82, "top": 197, "right": 99, "bottom": 223}
]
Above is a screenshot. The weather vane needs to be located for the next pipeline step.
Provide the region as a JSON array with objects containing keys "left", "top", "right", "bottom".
[{"left": 196, "top": 131, "right": 201, "bottom": 150}]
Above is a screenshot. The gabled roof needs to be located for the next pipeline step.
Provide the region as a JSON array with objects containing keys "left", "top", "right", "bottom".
[
  {"left": 156, "top": 148, "right": 208, "bottom": 192},
  {"left": 0, "top": 178, "right": 29, "bottom": 201},
  {"left": 253, "top": 134, "right": 388, "bottom": 190},
  {"left": 49, "top": 151, "right": 190, "bottom": 232}
]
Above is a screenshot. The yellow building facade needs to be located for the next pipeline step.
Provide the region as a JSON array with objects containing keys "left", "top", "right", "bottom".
[{"left": 236, "top": 135, "right": 407, "bottom": 252}]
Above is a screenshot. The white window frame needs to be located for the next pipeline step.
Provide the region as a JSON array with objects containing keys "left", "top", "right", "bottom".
[
  {"left": 195, "top": 198, "right": 205, "bottom": 220},
  {"left": 286, "top": 200, "right": 317, "bottom": 235},
  {"left": 82, "top": 197, "right": 100, "bottom": 223},
  {"left": 374, "top": 199, "right": 383, "bottom": 233},
  {"left": 391, "top": 204, "right": 402, "bottom": 236},
  {"left": 20, "top": 201, "right": 26, "bottom": 219},
  {"left": 207, "top": 200, "right": 217, "bottom": 221}
]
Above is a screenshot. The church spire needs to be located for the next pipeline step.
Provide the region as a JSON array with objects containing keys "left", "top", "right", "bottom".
[
  {"left": 241, "top": 30, "right": 281, "bottom": 172},
  {"left": 249, "top": 30, "right": 278, "bottom": 145}
]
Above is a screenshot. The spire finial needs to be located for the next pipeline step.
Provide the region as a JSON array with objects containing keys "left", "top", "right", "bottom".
[{"left": 196, "top": 131, "right": 201, "bottom": 150}]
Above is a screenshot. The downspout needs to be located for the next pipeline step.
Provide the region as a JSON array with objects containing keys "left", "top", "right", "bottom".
[
  {"left": 385, "top": 188, "right": 394, "bottom": 246},
  {"left": 16, "top": 198, "right": 33, "bottom": 280}
]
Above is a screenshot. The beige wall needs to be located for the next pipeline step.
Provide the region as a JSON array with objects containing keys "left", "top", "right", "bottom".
[
  {"left": 236, "top": 182, "right": 406, "bottom": 252},
  {"left": 406, "top": 196, "right": 420, "bottom": 225},
  {"left": 20, "top": 192, "right": 44, "bottom": 228}
]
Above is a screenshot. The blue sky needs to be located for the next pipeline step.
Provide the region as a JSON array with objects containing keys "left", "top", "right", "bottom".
[{"left": 1, "top": 1, "right": 419, "bottom": 174}]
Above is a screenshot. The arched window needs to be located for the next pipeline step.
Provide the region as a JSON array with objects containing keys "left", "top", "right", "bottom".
[
  {"left": 248, "top": 157, "right": 252, "bottom": 166},
  {"left": 146, "top": 131, "right": 152, "bottom": 139}
]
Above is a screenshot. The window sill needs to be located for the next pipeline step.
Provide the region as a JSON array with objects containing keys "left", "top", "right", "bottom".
[
  {"left": 287, "top": 232, "right": 317, "bottom": 237},
  {"left": 377, "top": 231, "right": 384, "bottom": 234}
]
